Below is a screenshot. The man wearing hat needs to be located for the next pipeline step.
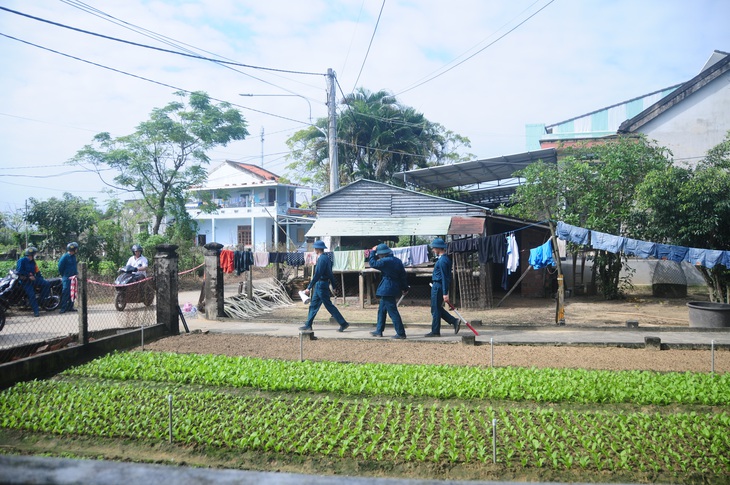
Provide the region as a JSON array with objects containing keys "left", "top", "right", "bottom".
[
  {"left": 300, "top": 240, "right": 350, "bottom": 332},
  {"left": 427, "top": 237, "right": 460, "bottom": 337},
  {"left": 368, "top": 243, "right": 409, "bottom": 339},
  {"left": 15, "top": 247, "right": 50, "bottom": 317},
  {"left": 58, "top": 242, "right": 79, "bottom": 313}
]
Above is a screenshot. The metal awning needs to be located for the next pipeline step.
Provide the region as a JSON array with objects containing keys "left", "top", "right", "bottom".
[
  {"left": 393, "top": 148, "right": 557, "bottom": 190},
  {"left": 306, "top": 217, "right": 453, "bottom": 237}
]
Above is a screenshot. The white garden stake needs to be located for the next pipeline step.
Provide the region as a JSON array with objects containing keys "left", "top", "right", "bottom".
[
  {"left": 300, "top": 331, "right": 304, "bottom": 362},
  {"left": 141, "top": 321, "right": 144, "bottom": 351},
  {"left": 168, "top": 394, "right": 173, "bottom": 444},
  {"left": 711, "top": 340, "right": 715, "bottom": 374},
  {"left": 492, "top": 418, "right": 497, "bottom": 464},
  {"left": 490, "top": 338, "right": 494, "bottom": 367}
]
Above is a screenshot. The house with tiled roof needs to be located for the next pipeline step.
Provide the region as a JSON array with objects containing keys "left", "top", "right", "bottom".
[
  {"left": 527, "top": 49, "right": 730, "bottom": 163},
  {"left": 186, "top": 160, "right": 314, "bottom": 250}
]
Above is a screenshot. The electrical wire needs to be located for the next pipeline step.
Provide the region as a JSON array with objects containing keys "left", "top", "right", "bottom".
[
  {"left": 339, "top": 0, "right": 366, "bottom": 77},
  {"left": 351, "top": 0, "right": 386, "bottom": 92},
  {"left": 56, "top": 0, "right": 324, "bottom": 94},
  {"left": 0, "top": 32, "right": 311, "bottom": 126},
  {"left": 395, "top": 0, "right": 556, "bottom": 96},
  {"left": 0, "top": 5, "right": 324, "bottom": 76}
]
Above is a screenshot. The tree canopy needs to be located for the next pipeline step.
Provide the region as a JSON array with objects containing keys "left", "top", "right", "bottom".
[
  {"left": 25, "top": 193, "right": 101, "bottom": 253},
  {"left": 70, "top": 91, "right": 248, "bottom": 234},
  {"left": 633, "top": 131, "right": 730, "bottom": 302},
  {"left": 505, "top": 135, "right": 672, "bottom": 299},
  {"left": 285, "top": 88, "right": 472, "bottom": 193}
]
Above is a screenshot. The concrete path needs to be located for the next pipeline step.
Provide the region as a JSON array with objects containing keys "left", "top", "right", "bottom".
[{"left": 180, "top": 314, "right": 730, "bottom": 349}]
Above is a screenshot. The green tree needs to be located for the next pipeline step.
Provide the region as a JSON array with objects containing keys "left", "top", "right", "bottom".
[
  {"left": 70, "top": 91, "right": 248, "bottom": 235},
  {"left": 505, "top": 135, "right": 672, "bottom": 299},
  {"left": 286, "top": 88, "right": 472, "bottom": 193},
  {"left": 25, "top": 193, "right": 101, "bottom": 254},
  {"left": 633, "top": 131, "right": 730, "bottom": 302}
]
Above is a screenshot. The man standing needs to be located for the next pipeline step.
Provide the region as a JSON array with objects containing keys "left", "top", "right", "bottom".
[
  {"left": 16, "top": 247, "right": 50, "bottom": 317},
  {"left": 58, "top": 242, "right": 79, "bottom": 313},
  {"left": 300, "top": 240, "right": 350, "bottom": 332},
  {"left": 368, "top": 243, "right": 409, "bottom": 339},
  {"left": 426, "top": 237, "right": 460, "bottom": 337}
]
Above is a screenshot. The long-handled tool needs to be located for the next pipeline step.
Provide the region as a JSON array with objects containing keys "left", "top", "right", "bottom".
[{"left": 447, "top": 302, "right": 479, "bottom": 336}]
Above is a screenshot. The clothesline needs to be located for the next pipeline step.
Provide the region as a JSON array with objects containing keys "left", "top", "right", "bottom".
[
  {"left": 556, "top": 221, "right": 730, "bottom": 269},
  {"left": 218, "top": 244, "right": 430, "bottom": 274}
]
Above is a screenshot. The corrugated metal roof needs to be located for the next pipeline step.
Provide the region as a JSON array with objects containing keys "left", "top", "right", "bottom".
[
  {"left": 306, "top": 217, "right": 452, "bottom": 237},
  {"left": 393, "top": 149, "right": 557, "bottom": 190}
]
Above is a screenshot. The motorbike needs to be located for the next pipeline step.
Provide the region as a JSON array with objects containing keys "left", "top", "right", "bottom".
[
  {"left": 0, "top": 269, "right": 62, "bottom": 321},
  {"left": 114, "top": 265, "right": 155, "bottom": 311}
]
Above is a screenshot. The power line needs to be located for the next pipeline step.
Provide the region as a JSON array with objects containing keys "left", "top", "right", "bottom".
[
  {"left": 395, "top": 0, "right": 556, "bottom": 96},
  {"left": 56, "top": 0, "right": 324, "bottom": 95},
  {"left": 351, "top": 0, "right": 386, "bottom": 92},
  {"left": 0, "top": 5, "right": 325, "bottom": 76},
  {"left": 0, "top": 32, "right": 311, "bottom": 126}
]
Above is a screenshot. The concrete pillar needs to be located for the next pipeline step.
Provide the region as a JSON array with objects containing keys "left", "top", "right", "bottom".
[
  {"left": 155, "top": 244, "right": 179, "bottom": 335},
  {"left": 77, "top": 262, "right": 89, "bottom": 345},
  {"left": 203, "top": 242, "right": 225, "bottom": 319}
]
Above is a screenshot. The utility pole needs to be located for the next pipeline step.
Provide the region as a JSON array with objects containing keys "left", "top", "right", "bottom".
[
  {"left": 260, "top": 126, "right": 265, "bottom": 168},
  {"left": 327, "top": 68, "right": 339, "bottom": 192},
  {"left": 24, "top": 199, "right": 28, "bottom": 248}
]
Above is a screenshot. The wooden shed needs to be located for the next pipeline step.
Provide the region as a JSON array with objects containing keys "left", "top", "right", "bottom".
[{"left": 306, "top": 179, "right": 552, "bottom": 308}]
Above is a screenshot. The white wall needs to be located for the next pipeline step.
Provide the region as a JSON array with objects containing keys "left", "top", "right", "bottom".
[
  {"left": 562, "top": 257, "right": 708, "bottom": 289},
  {"left": 640, "top": 70, "right": 730, "bottom": 164}
]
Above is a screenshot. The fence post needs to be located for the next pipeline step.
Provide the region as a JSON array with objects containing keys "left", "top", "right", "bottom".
[
  {"left": 77, "top": 262, "right": 89, "bottom": 345},
  {"left": 155, "top": 244, "right": 179, "bottom": 335},
  {"left": 203, "top": 242, "right": 225, "bottom": 319}
]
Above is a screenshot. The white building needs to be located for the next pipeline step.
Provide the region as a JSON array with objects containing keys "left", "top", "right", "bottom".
[{"left": 186, "top": 161, "right": 315, "bottom": 250}]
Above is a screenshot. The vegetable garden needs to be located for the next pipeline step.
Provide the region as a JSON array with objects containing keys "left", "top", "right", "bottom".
[{"left": 1, "top": 351, "right": 729, "bottom": 482}]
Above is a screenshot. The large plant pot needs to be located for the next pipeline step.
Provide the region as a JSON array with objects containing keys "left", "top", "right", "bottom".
[{"left": 687, "top": 301, "right": 730, "bottom": 328}]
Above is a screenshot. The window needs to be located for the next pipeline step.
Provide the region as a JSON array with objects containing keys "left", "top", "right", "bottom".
[
  {"left": 268, "top": 188, "right": 276, "bottom": 205},
  {"left": 237, "top": 225, "right": 252, "bottom": 246},
  {"left": 197, "top": 234, "right": 206, "bottom": 246}
]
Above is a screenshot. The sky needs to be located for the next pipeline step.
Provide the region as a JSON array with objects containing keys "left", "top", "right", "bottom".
[{"left": 1, "top": 0, "right": 728, "bottom": 214}]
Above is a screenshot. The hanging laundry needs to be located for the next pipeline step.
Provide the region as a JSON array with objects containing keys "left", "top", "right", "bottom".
[
  {"left": 391, "top": 247, "right": 412, "bottom": 267},
  {"left": 528, "top": 239, "right": 555, "bottom": 269},
  {"left": 304, "top": 251, "right": 318, "bottom": 266},
  {"left": 254, "top": 252, "right": 270, "bottom": 267},
  {"left": 448, "top": 238, "right": 478, "bottom": 253},
  {"left": 220, "top": 249, "right": 235, "bottom": 273},
  {"left": 686, "top": 248, "right": 725, "bottom": 269},
  {"left": 623, "top": 238, "right": 656, "bottom": 259},
  {"left": 477, "top": 235, "right": 506, "bottom": 265},
  {"left": 333, "top": 250, "right": 365, "bottom": 271},
  {"left": 410, "top": 245, "right": 429, "bottom": 265},
  {"left": 591, "top": 231, "right": 626, "bottom": 254},
  {"left": 556, "top": 221, "right": 590, "bottom": 245},
  {"left": 286, "top": 252, "right": 305, "bottom": 267},
  {"left": 506, "top": 234, "right": 519, "bottom": 274},
  {"left": 653, "top": 244, "right": 688, "bottom": 263},
  {"left": 268, "top": 252, "right": 287, "bottom": 264},
  {"left": 234, "top": 250, "right": 254, "bottom": 275}
]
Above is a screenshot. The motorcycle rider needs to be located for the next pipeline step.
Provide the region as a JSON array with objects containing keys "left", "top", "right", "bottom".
[
  {"left": 16, "top": 247, "right": 50, "bottom": 317},
  {"left": 58, "top": 242, "right": 79, "bottom": 313},
  {"left": 122, "top": 244, "right": 148, "bottom": 277}
]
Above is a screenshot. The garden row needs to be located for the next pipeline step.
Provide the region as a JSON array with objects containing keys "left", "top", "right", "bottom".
[
  {"left": 1, "top": 378, "right": 728, "bottom": 474},
  {"left": 64, "top": 351, "right": 730, "bottom": 405}
]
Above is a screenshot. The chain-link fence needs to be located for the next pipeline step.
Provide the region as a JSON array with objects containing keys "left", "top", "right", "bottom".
[{"left": 0, "top": 260, "right": 207, "bottom": 364}]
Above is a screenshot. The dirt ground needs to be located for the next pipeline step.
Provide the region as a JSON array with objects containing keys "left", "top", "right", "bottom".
[{"left": 152, "top": 286, "right": 730, "bottom": 373}]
